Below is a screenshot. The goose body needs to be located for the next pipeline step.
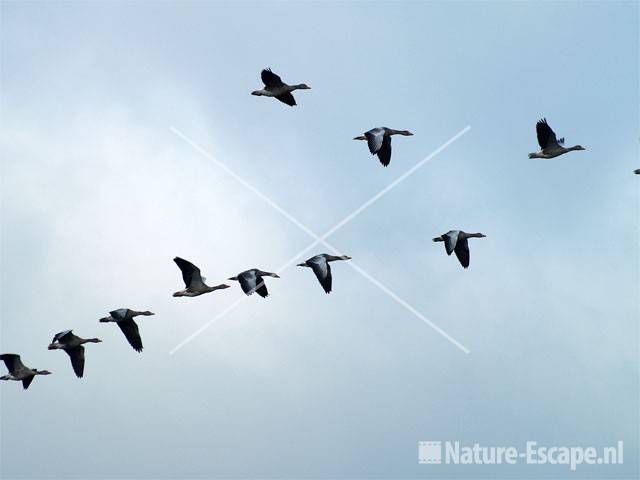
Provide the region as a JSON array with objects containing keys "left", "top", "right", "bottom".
[
  {"left": 528, "top": 118, "right": 585, "bottom": 159},
  {"left": 251, "top": 68, "right": 310, "bottom": 106},
  {"left": 228, "top": 269, "right": 280, "bottom": 297},
  {"left": 173, "top": 257, "right": 230, "bottom": 297},
  {"left": 99, "top": 308, "right": 154, "bottom": 353},
  {"left": 433, "top": 230, "right": 486, "bottom": 269},
  {"left": 0, "top": 354, "right": 51, "bottom": 389},
  {"left": 297, "top": 254, "right": 351, "bottom": 293},
  {"left": 48, "top": 330, "right": 102, "bottom": 378},
  {"left": 354, "top": 127, "right": 413, "bottom": 167}
]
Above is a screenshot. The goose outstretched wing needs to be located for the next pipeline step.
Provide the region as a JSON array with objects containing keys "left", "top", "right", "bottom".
[
  {"left": 174, "top": 257, "right": 205, "bottom": 289},
  {"left": 275, "top": 92, "right": 296, "bottom": 106},
  {"left": 0, "top": 354, "right": 27, "bottom": 375},
  {"left": 117, "top": 319, "right": 143, "bottom": 353},
  {"left": 443, "top": 231, "right": 459, "bottom": 255},
  {"left": 308, "top": 256, "right": 332, "bottom": 293},
  {"left": 65, "top": 346, "right": 85, "bottom": 378},
  {"left": 261, "top": 68, "right": 285, "bottom": 87},
  {"left": 536, "top": 118, "right": 560, "bottom": 149},
  {"left": 454, "top": 237, "right": 470, "bottom": 268},
  {"left": 364, "top": 128, "right": 385, "bottom": 154},
  {"left": 377, "top": 135, "right": 392, "bottom": 166}
]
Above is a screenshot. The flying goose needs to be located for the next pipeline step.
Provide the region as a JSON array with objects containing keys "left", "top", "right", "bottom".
[
  {"left": 228, "top": 269, "right": 280, "bottom": 297},
  {"left": 173, "top": 257, "right": 230, "bottom": 297},
  {"left": 354, "top": 127, "right": 413, "bottom": 167},
  {"left": 251, "top": 68, "right": 311, "bottom": 107},
  {"left": 528, "top": 118, "right": 585, "bottom": 159},
  {"left": 47, "top": 330, "right": 102, "bottom": 378},
  {"left": 433, "top": 230, "right": 486, "bottom": 269},
  {"left": 0, "top": 354, "right": 51, "bottom": 389},
  {"left": 99, "top": 308, "right": 154, "bottom": 353},
  {"left": 297, "top": 254, "right": 352, "bottom": 294},
  {"left": 634, "top": 169, "right": 640, "bottom": 174}
]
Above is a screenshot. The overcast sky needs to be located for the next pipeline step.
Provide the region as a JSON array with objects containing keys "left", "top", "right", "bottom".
[{"left": 1, "top": 1, "right": 638, "bottom": 479}]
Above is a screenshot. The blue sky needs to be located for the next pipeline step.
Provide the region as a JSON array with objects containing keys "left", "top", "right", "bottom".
[{"left": 1, "top": 1, "right": 638, "bottom": 478}]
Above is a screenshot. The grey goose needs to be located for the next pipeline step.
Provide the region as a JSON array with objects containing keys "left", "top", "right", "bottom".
[
  {"left": 297, "top": 254, "right": 351, "bottom": 293},
  {"left": 99, "top": 308, "right": 154, "bottom": 353},
  {"left": 433, "top": 230, "right": 486, "bottom": 269}
]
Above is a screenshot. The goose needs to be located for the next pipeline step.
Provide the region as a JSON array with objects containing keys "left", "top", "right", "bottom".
[
  {"left": 528, "top": 118, "right": 585, "bottom": 159},
  {"left": 297, "top": 254, "right": 352, "bottom": 294},
  {"left": 99, "top": 308, "right": 154, "bottom": 353},
  {"left": 251, "top": 68, "right": 311, "bottom": 107},
  {"left": 47, "top": 330, "right": 102, "bottom": 378},
  {"left": 0, "top": 354, "right": 51, "bottom": 389},
  {"left": 353, "top": 127, "right": 413, "bottom": 167},
  {"left": 173, "top": 257, "right": 230, "bottom": 297},
  {"left": 433, "top": 230, "right": 486, "bottom": 269},
  {"left": 228, "top": 269, "right": 280, "bottom": 297},
  {"left": 634, "top": 169, "right": 640, "bottom": 174}
]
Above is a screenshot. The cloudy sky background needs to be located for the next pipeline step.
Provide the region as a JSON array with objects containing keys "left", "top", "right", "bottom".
[{"left": 1, "top": 1, "right": 638, "bottom": 478}]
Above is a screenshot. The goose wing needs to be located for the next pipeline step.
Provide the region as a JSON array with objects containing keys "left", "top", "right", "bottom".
[
  {"left": 254, "top": 278, "right": 269, "bottom": 298},
  {"left": 109, "top": 308, "right": 130, "bottom": 321},
  {"left": 443, "top": 231, "right": 459, "bottom": 255},
  {"left": 454, "top": 237, "right": 470, "bottom": 268},
  {"left": 174, "top": 257, "right": 205, "bottom": 289},
  {"left": 364, "top": 128, "right": 385, "bottom": 154},
  {"left": 308, "top": 256, "right": 332, "bottom": 293},
  {"left": 274, "top": 92, "right": 296, "bottom": 106},
  {"left": 261, "top": 68, "right": 285, "bottom": 87},
  {"left": 0, "top": 354, "right": 27, "bottom": 375},
  {"left": 52, "top": 330, "right": 78, "bottom": 345},
  {"left": 536, "top": 118, "right": 560, "bottom": 149},
  {"left": 65, "top": 346, "right": 85, "bottom": 378},
  {"left": 22, "top": 375, "right": 35, "bottom": 390},
  {"left": 377, "top": 135, "right": 392, "bottom": 167},
  {"left": 237, "top": 270, "right": 258, "bottom": 295},
  {"left": 117, "top": 319, "right": 143, "bottom": 353}
]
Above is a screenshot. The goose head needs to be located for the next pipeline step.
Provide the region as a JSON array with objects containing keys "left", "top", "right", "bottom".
[
  {"left": 398, "top": 130, "right": 414, "bottom": 136},
  {"left": 295, "top": 84, "right": 311, "bottom": 90},
  {"left": 251, "top": 90, "right": 264, "bottom": 96},
  {"left": 99, "top": 315, "right": 113, "bottom": 322},
  {"left": 572, "top": 145, "right": 586, "bottom": 151},
  {"left": 47, "top": 343, "right": 61, "bottom": 350},
  {"left": 140, "top": 311, "right": 155, "bottom": 316},
  {"left": 35, "top": 369, "right": 52, "bottom": 375}
]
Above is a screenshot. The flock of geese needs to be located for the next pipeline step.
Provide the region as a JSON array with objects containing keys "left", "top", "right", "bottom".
[{"left": 2, "top": 68, "right": 638, "bottom": 389}]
